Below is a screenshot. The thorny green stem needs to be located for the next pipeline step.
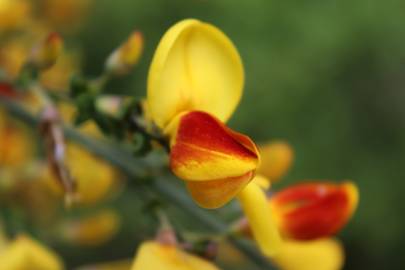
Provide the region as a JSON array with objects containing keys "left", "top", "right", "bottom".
[{"left": 0, "top": 98, "right": 275, "bottom": 270}]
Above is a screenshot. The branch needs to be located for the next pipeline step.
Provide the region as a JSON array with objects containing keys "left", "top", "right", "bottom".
[{"left": 0, "top": 98, "right": 275, "bottom": 270}]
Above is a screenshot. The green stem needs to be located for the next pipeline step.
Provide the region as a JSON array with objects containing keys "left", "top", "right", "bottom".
[{"left": 0, "top": 98, "right": 275, "bottom": 270}]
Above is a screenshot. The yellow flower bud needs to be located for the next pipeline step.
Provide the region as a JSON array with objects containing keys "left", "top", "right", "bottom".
[
  {"left": 0, "top": 235, "right": 64, "bottom": 270},
  {"left": 60, "top": 209, "right": 120, "bottom": 246},
  {"left": 30, "top": 32, "right": 63, "bottom": 70},
  {"left": 257, "top": 141, "right": 294, "bottom": 183},
  {"left": 106, "top": 31, "right": 144, "bottom": 75},
  {"left": 40, "top": 51, "right": 80, "bottom": 90}
]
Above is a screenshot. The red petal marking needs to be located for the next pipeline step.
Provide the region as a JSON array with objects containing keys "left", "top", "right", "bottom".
[
  {"left": 186, "top": 171, "right": 254, "bottom": 209},
  {"left": 271, "top": 182, "right": 354, "bottom": 240},
  {"left": 0, "top": 82, "right": 19, "bottom": 98},
  {"left": 170, "top": 111, "right": 258, "bottom": 169}
]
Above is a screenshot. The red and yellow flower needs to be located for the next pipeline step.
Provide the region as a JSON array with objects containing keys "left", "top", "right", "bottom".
[
  {"left": 146, "top": 19, "right": 281, "bottom": 256},
  {"left": 271, "top": 181, "right": 358, "bottom": 240},
  {"left": 235, "top": 141, "right": 359, "bottom": 269}
]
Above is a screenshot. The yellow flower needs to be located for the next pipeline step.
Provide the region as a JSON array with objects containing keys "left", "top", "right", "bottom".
[
  {"left": 60, "top": 209, "right": 120, "bottom": 246},
  {"left": 0, "top": 108, "right": 33, "bottom": 168},
  {"left": 273, "top": 238, "right": 344, "bottom": 270},
  {"left": 0, "top": 39, "right": 28, "bottom": 79},
  {"left": 106, "top": 31, "right": 144, "bottom": 75},
  {"left": 257, "top": 140, "right": 294, "bottom": 183},
  {"left": 0, "top": 235, "right": 64, "bottom": 270},
  {"left": 42, "top": 0, "right": 93, "bottom": 30},
  {"left": 44, "top": 143, "right": 118, "bottom": 206},
  {"left": 270, "top": 181, "right": 359, "bottom": 240},
  {"left": 66, "top": 143, "right": 117, "bottom": 205},
  {"left": 131, "top": 241, "right": 221, "bottom": 270},
  {"left": 40, "top": 51, "right": 80, "bottom": 91},
  {"left": 0, "top": 0, "right": 30, "bottom": 31},
  {"left": 234, "top": 139, "right": 358, "bottom": 268},
  {"left": 30, "top": 32, "right": 63, "bottom": 70},
  {"left": 167, "top": 110, "right": 260, "bottom": 209},
  {"left": 146, "top": 19, "right": 281, "bottom": 256}
]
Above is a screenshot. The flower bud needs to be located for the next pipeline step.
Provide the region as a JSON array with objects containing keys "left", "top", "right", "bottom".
[
  {"left": 271, "top": 182, "right": 359, "bottom": 240},
  {"left": 105, "top": 31, "right": 143, "bottom": 75},
  {"left": 60, "top": 209, "right": 120, "bottom": 246},
  {"left": 257, "top": 141, "right": 294, "bottom": 183},
  {"left": 95, "top": 95, "right": 133, "bottom": 119},
  {"left": 30, "top": 32, "right": 63, "bottom": 70}
]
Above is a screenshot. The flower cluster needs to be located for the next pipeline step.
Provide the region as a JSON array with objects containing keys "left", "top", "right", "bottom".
[{"left": 0, "top": 5, "right": 359, "bottom": 269}]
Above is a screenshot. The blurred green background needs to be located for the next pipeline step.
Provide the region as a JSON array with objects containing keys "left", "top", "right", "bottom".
[
  {"left": 74, "top": 0, "right": 405, "bottom": 269},
  {"left": 3, "top": 0, "right": 405, "bottom": 269}
]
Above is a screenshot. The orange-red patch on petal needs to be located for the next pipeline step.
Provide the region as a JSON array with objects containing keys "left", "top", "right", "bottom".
[
  {"left": 271, "top": 181, "right": 359, "bottom": 240},
  {"left": 0, "top": 82, "right": 19, "bottom": 98},
  {"left": 186, "top": 171, "right": 253, "bottom": 209},
  {"left": 170, "top": 111, "right": 259, "bottom": 181}
]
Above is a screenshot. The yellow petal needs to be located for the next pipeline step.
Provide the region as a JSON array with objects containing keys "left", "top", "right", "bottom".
[
  {"left": 67, "top": 144, "right": 118, "bottom": 205},
  {"left": 272, "top": 238, "right": 344, "bottom": 270},
  {"left": 106, "top": 31, "right": 144, "bottom": 75},
  {"left": 131, "top": 241, "right": 221, "bottom": 270},
  {"left": 44, "top": 143, "right": 118, "bottom": 205},
  {"left": 40, "top": 50, "right": 80, "bottom": 90},
  {"left": 0, "top": 0, "right": 30, "bottom": 30},
  {"left": 60, "top": 209, "right": 120, "bottom": 246},
  {"left": 0, "top": 40, "right": 28, "bottom": 79},
  {"left": 186, "top": 171, "right": 254, "bottom": 209},
  {"left": 252, "top": 174, "right": 271, "bottom": 190},
  {"left": 147, "top": 19, "right": 244, "bottom": 129},
  {"left": 257, "top": 141, "right": 294, "bottom": 183},
  {"left": 31, "top": 32, "right": 64, "bottom": 70},
  {"left": 0, "top": 235, "right": 64, "bottom": 270},
  {"left": 237, "top": 182, "right": 282, "bottom": 257},
  {"left": 0, "top": 109, "right": 33, "bottom": 168}
]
